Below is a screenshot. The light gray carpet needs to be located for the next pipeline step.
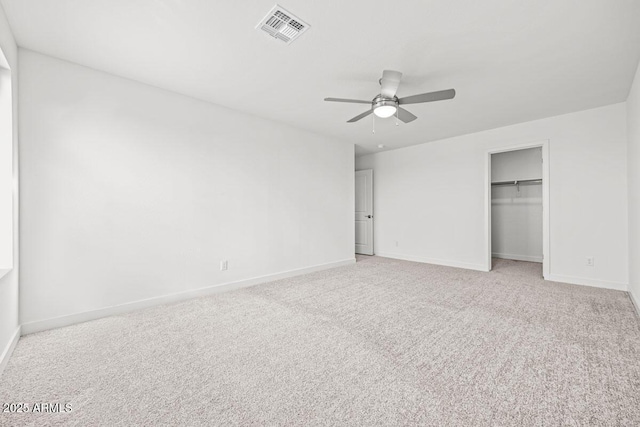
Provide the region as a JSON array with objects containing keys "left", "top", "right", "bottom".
[{"left": 1, "top": 256, "right": 640, "bottom": 426}]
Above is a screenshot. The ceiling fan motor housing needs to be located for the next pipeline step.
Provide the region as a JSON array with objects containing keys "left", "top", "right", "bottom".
[{"left": 372, "top": 95, "right": 399, "bottom": 110}]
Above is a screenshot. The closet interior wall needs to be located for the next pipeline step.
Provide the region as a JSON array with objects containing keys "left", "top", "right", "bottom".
[{"left": 491, "top": 147, "right": 543, "bottom": 263}]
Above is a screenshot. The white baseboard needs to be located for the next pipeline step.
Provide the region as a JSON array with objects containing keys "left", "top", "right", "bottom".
[
  {"left": 0, "top": 326, "right": 21, "bottom": 378},
  {"left": 376, "top": 252, "right": 487, "bottom": 272},
  {"left": 629, "top": 290, "right": 640, "bottom": 318},
  {"left": 492, "top": 253, "right": 543, "bottom": 263},
  {"left": 374, "top": 252, "right": 626, "bottom": 292},
  {"left": 545, "top": 273, "right": 628, "bottom": 292},
  {"left": 21, "top": 258, "right": 356, "bottom": 335}
]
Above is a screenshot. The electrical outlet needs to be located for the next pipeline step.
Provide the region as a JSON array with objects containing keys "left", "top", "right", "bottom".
[
  {"left": 585, "top": 257, "right": 594, "bottom": 267},
  {"left": 220, "top": 260, "right": 228, "bottom": 271},
  {"left": 395, "top": 241, "right": 399, "bottom": 247}
]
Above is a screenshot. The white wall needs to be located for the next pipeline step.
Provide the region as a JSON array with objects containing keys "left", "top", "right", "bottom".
[
  {"left": 628, "top": 61, "right": 640, "bottom": 309},
  {"left": 357, "top": 103, "right": 628, "bottom": 290},
  {"left": 0, "top": 4, "right": 20, "bottom": 374},
  {"left": 491, "top": 148, "right": 542, "bottom": 262},
  {"left": 19, "top": 50, "right": 354, "bottom": 328},
  {"left": 0, "top": 68, "right": 12, "bottom": 273}
]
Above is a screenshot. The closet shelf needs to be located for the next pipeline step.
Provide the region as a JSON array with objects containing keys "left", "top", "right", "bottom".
[{"left": 491, "top": 179, "right": 542, "bottom": 186}]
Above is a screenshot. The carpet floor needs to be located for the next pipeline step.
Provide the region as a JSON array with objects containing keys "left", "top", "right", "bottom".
[{"left": 1, "top": 256, "right": 640, "bottom": 426}]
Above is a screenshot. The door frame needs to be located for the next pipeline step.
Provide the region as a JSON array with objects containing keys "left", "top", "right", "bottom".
[{"left": 485, "top": 140, "right": 550, "bottom": 278}]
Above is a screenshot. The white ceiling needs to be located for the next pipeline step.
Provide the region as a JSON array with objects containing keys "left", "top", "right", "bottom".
[{"left": 2, "top": 0, "right": 640, "bottom": 155}]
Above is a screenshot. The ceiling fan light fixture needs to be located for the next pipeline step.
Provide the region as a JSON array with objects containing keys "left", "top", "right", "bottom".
[
  {"left": 372, "top": 96, "right": 398, "bottom": 118},
  {"left": 374, "top": 105, "right": 397, "bottom": 118}
]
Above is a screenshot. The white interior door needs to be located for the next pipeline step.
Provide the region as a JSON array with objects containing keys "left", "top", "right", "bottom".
[{"left": 355, "top": 169, "right": 373, "bottom": 255}]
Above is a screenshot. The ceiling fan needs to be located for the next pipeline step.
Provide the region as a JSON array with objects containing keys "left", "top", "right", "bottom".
[{"left": 324, "top": 70, "right": 455, "bottom": 124}]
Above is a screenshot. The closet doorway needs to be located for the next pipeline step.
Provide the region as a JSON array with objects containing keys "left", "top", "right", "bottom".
[{"left": 485, "top": 141, "right": 549, "bottom": 278}]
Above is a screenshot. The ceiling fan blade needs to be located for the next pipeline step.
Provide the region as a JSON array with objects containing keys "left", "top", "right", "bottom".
[
  {"left": 396, "top": 107, "right": 418, "bottom": 123},
  {"left": 324, "top": 97, "right": 371, "bottom": 104},
  {"left": 347, "top": 109, "right": 374, "bottom": 123},
  {"left": 398, "top": 88, "right": 456, "bottom": 105},
  {"left": 380, "top": 70, "right": 403, "bottom": 98}
]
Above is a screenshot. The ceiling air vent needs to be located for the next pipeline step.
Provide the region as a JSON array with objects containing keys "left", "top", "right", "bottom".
[{"left": 256, "top": 5, "right": 310, "bottom": 44}]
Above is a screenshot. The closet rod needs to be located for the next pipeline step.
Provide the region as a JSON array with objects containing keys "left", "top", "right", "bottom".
[{"left": 491, "top": 179, "right": 542, "bottom": 186}]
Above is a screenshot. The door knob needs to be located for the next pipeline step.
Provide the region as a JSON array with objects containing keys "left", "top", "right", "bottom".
[{"left": 366, "top": 215, "right": 372, "bottom": 218}]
